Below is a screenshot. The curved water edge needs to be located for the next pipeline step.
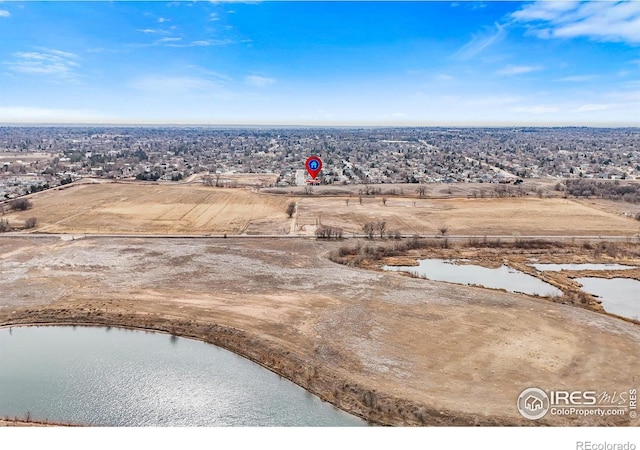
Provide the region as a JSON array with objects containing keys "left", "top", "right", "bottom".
[
  {"left": 0, "top": 325, "right": 368, "bottom": 427},
  {"left": 574, "top": 278, "right": 640, "bottom": 322},
  {"left": 0, "top": 311, "right": 501, "bottom": 427},
  {"left": 383, "top": 258, "right": 563, "bottom": 297},
  {"left": 530, "top": 263, "right": 638, "bottom": 272}
]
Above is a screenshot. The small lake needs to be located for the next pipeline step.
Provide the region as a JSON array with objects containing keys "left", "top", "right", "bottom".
[
  {"left": 0, "top": 326, "right": 367, "bottom": 426},
  {"left": 383, "top": 259, "right": 562, "bottom": 297},
  {"left": 530, "top": 263, "right": 637, "bottom": 272},
  {"left": 574, "top": 278, "right": 640, "bottom": 321}
]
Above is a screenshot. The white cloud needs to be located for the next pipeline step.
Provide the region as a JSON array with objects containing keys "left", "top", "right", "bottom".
[
  {"left": 573, "top": 103, "right": 611, "bottom": 113},
  {"left": 245, "top": 75, "right": 275, "bottom": 87},
  {"left": 5, "top": 49, "right": 80, "bottom": 79},
  {"left": 157, "top": 37, "right": 182, "bottom": 43},
  {"left": 556, "top": 75, "right": 598, "bottom": 82},
  {"left": 163, "top": 39, "right": 233, "bottom": 48},
  {"left": 513, "top": 105, "right": 559, "bottom": 114},
  {"left": 496, "top": 65, "right": 542, "bottom": 76},
  {"left": 0, "top": 9, "right": 10, "bottom": 18},
  {"left": 435, "top": 73, "right": 453, "bottom": 81},
  {"left": 511, "top": 1, "right": 640, "bottom": 44},
  {"left": 511, "top": 1, "right": 580, "bottom": 22},
  {"left": 158, "top": 17, "right": 170, "bottom": 23},
  {"left": 453, "top": 22, "right": 506, "bottom": 60},
  {"left": 137, "top": 28, "right": 169, "bottom": 34},
  {"left": 209, "top": 13, "right": 220, "bottom": 21}
]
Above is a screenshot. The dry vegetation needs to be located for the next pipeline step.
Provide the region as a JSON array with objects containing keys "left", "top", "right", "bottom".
[
  {"left": 2, "top": 181, "right": 638, "bottom": 237},
  {"left": 329, "top": 237, "right": 640, "bottom": 321},
  {"left": 1, "top": 237, "right": 640, "bottom": 426},
  {"left": 2, "top": 183, "right": 294, "bottom": 235}
]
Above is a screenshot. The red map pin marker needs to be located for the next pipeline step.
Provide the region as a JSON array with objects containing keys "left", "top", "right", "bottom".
[{"left": 305, "top": 155, "right": 322, "bottom": 179}]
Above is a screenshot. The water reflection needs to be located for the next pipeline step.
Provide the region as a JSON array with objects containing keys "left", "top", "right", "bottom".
[
  {"left": 384, "top": 258, "right": 562, "bottom": 297},
  {"left": 0, "top": 326, "right": 366, "bottom": 427},
  {"left": 575, "top": 277, "right": 640, "bottom": 321}
]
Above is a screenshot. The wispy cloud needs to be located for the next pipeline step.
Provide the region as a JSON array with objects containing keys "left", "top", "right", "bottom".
[
  {"left": 158, "top": 17, "right": 170, "bottom": 23},
  {"left": 4, "top": 49, "right": 80, "bottom": 80},
  {"left": 157, "top": 37, "right": 182, "bottom": 44},
  {"left": 129, "top": 67, "right": 232, "bottom": 95},
  {"left": 137, "top": 28, "right": 170, "bottom": 34},
  {"left": 453, "top": 22, "right": 506, "bottom": 60},
  {"left": 511, "top": 1, "right": 640, "bottom": 44},
  {"left": 245, "top": 75, "right": 275, "bottom": 87},
  {"left": 496, "top": 65, "right": 542, "bottom": 76},
  {"left": 0, "top": 9, "right": 10, "bottom": 18},
  {"left": 556, "top": 74, "right": 598, "bottom": 82},
  {"left": 435, "top": 73, "right": 453, "bottom": 81},
  {"left": 572, "top": 103, "right": 611, "bottom": 113},
  {"left": 164, "top": 39, "right": 232, "bottom": 48},
  {"left": 209, "top": 13, "right": 220, "bottom": 21},
  {"left": 513, "top": 105, "right": 559, "bottom": 114}
]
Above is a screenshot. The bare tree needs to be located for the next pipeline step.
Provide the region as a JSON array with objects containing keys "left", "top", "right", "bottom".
[
  {"left": 24, "top": 217, "right": 38, "bottom": 229},
  {"left": 285, "top": 202, "right": 296, "bottom": 218},
  {"left": 416, "top": 186, "right": 426, "bottom": 198},
  {"left": 0, "top": 218, "right": 10, "bottom": 232},
  {"left": 382, "top": 197, "right": 387, "bottom": 206},
  {"left": 377, "top": 220, "right": 386, "bottom": 238},
  {"left": 362, "top": 222, "right": 375, "bottom": 239},
  {"left": 315, "top": 225, "right": 344, "bottom": 239},
  {"left": 202, "top": 174, "right": 214, "bottom": 186},
  {"left": 439, "top": 226, "right": 448, "bottom": 237}
]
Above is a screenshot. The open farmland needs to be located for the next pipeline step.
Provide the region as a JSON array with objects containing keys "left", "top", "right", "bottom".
[
  {"left": 3, "top": 182, "right": 638, "bottom": 236},
  {"left": 5, "top": 183, "right": 293, "bottom": 235},
  {"left": 295, "top": 196, "right": 639, "bottom": 237}
]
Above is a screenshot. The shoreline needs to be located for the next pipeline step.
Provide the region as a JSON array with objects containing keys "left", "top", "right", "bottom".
[{"left": 0, "top": 311, "right": 525, "bottom": 427}]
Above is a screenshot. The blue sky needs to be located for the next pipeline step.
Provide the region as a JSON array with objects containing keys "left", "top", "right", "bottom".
[{"left": 0, "top": 1, "right": 638, "bottom": 126}]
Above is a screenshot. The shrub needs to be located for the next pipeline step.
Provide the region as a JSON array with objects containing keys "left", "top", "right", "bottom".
[
  {"left": 24, "top": 217, "right": 37, "bottom": 229},
  {"left": 11, "top": 198, "right": 32, "bottom": 211}
]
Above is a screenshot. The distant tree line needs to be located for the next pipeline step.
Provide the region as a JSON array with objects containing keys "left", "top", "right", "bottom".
[
  {"left": 135, "top": 172, "right": 160, "bottom": 181},
  {"left": 564, "top": 179, "right": 640, "bottom": 203}
]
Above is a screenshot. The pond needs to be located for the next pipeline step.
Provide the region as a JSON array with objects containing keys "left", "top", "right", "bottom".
[
  {"left": 0, "top": 326, "right": 367, "bottom": 427},
  {"left": 574, "top": 277, "right": 640, "bottom": 321},
  {"left": 383, "top": 259, "right": 562, "bottom": 297},
  {"left": 530, "top": 263, "right": 637, "bottom": 272}
]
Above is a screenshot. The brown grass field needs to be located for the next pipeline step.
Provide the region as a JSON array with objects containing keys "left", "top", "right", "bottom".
[
  {"left": 3, "top": 181, "right": 638, "bottom": 236},
  {"left": 4, "top": 182, "right": 293, "bottom": 235}
]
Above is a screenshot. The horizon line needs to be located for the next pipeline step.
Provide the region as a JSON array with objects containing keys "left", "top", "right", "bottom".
[{"left": 1, "top": 122, "right": 639, "bottom": 129}]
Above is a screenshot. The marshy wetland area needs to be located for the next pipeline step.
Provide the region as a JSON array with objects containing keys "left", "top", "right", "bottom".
[{"left": 2, "top": 183, "right": 640, "bottom": 427}]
